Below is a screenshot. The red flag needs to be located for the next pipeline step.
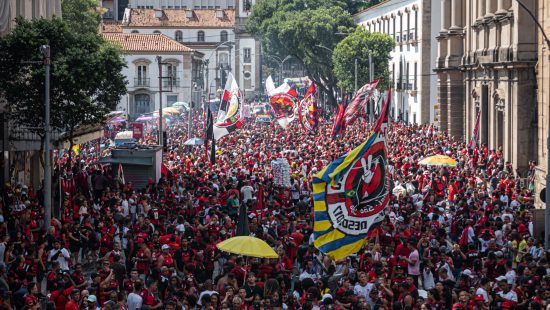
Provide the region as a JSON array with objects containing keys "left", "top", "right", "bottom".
[
  {"left": 468, "top": 110, "right": 481, "bottom": 149},
  {"left": 298, "top": 82, "right": 319, "bottom": 132},
  {"left": 344, "top": 80, "right": 379, "bottom": 125},
  {"left": 331, "top": 100, "right": 347, "bottom": 140}
]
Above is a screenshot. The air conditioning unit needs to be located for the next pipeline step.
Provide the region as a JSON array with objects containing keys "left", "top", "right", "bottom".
[
  {"left": 155, "top": 10, "right": 163, "bottom": 18},
  {"left": 186, "top": 10, "right": 194, "bottom": 18},
  {"left": 216, "top": 9, "right": 224, "bottom": 19}
]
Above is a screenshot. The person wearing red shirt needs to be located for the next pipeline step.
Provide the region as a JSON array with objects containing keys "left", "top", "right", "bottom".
[{"left": 64, "top": 289, "right": 80, "bottom": 310}]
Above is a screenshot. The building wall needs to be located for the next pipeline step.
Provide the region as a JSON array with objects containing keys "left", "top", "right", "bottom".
[
  {"left": 122, "top": 26, "right": 236, "bottom": 94},
  {"left": 448, "top": 0, "right": 538, "bottom": 175},
  {"left": 354, "top": 0, "right": 439, "bottom": 125},
  {"left": 116, "top": 52, "right": 194, "bottom": 119},
  {"left": 0, "top": 0, "right": 62, "bottom": 36},
  {"left": 0, "top": 0, "right": 62, "bottom": 187},
  {"left": 535, "top": 0, "right": 550, "bottom": 207}
]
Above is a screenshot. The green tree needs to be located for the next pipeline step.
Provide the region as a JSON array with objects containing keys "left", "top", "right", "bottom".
[
  {"left": 332, "top": 26, "right": 394, "bottom": 92},
  {"left": 0, "top": 17, "right": 126, "bottom": 161},
  {"left": 247, "top": 0, "right": 356, "bottom": 106},
  {"left": 62, "top": 0, "right": 102, "bottom": 35}
]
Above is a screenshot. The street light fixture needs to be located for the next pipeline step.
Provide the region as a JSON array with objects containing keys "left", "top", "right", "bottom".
[{"left": 265, "top": 55, "right": 292, "bottom": 85}]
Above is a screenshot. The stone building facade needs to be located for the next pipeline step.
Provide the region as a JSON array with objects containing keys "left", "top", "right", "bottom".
[
  {"left": 354, "top": 0, "right": 441, "bottom": 125},
  {"left": 436, "top": 0, "right": 538, "bottom": 174},
  {"left": 535, "top": 0, "right": 550, "bottom": 207}
]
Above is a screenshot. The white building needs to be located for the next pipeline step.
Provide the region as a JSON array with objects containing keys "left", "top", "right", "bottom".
[
  {"left": 354, "top": 0, "right": 440, "bottom": 124},
  {"left": 101, "top": 0, "right": 261, "bottom": 101},
  {"left": 103, "top": 33, "right": 204, "bottom": 119}
]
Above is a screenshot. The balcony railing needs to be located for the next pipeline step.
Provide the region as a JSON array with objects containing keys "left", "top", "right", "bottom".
[
  {"left": 134, "top": 78, "right": 150, "bottom": 87},
  {"left": 163, "top": 78, "right": 180, "bottom": 88}
]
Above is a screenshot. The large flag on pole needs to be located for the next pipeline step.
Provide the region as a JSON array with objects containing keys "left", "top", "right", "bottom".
[
  {"left": 313, "top": 91, "right": 391, "bottom": 261},
  {"left": 268, "top": 82, "right": 299, "bottom": 129},
  {"left": 213, "top": 73, "right": 245, "bottom": 140},
  {"left": 331, "top": 99, "right": 347, "bottom": 140},
  {"left": 298, "top": 82, "right": 319, "bottom": 133},
  {"left": 344, "top": 80, "right": 379, "bottom": 125},
  {"left": 468, "top": 110, "right": 481, "bottom": 149}
]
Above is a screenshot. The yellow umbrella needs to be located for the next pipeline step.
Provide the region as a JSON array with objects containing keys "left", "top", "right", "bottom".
[
  {"left": 418, "top": 154, "right": 457, "bottom": 167},
  {"left": 216, "top": 236, "right": 279, "bottom": 258},
  {"left": 161, "top": 107, "right": 181, "bottom": 115}
]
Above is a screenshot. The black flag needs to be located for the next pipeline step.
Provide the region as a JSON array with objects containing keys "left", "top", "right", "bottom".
[{"left": 206, "top": 107, "right": 216, "bottom": 164}]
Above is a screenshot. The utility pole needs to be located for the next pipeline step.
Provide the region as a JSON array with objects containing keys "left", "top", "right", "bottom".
[
  {"left": 354, "top": 58, "right": 358, "bottom": 92},
  {"left": 40, "top": 45, "right": 52, "bottom": 231},
  {"left": 156, "top": 56, "right": 164, "bottom": 150}
]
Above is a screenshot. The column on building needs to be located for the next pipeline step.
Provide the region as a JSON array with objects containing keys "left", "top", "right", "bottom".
[
  {"left": 496, "top": 0, "right": 511, "bottom": 15},
  {"left": 446, "top": 0, "right": 465, "bottom": 139},
  {"left": 485, "top": 0, "right": 497, "bottom": 19},
  {"left": 436, "top": 0, "right": 451, "bottom": 132}
]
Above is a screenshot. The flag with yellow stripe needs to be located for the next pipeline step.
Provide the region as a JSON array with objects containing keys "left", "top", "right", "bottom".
[{"left": 313, "top": 91, "right": 391, "bottom": 260}]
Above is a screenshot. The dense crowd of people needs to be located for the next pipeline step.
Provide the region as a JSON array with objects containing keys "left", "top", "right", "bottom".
[{"left": 0, "top": 107, "right": 548, "bottom": 310}]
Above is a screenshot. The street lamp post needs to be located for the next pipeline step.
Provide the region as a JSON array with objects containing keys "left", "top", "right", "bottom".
[
  {"left": 156, "top": 56, "right": 164, "bottom": 150},
  {"left": 265, "top": 55, "right": 292, "bottom": 85},
  {"left": 40, "top": 45, "right": 52, "bottom": 231},
  {"left": 513, "top": 0, "right": 550, "bottom": 248}
]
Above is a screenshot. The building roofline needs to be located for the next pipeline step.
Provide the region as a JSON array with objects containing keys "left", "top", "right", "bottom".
[{"left": 353, "top": 0, "right": 392, "bottom": 17}]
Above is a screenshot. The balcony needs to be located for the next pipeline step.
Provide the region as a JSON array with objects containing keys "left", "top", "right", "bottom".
[
  {"left": 162, "top": 78, "right": 180, "bottom": 89},
  {"left": 134, "top": 78, "right": 150, "bottom": 87}
]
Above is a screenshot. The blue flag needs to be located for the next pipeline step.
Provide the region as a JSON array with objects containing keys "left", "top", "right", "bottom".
[{"left": 313, "top": 91, "right": 391, "bottom": 260}]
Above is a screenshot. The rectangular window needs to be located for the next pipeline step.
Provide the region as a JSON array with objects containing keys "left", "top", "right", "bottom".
[
  {"left": 406, "top": 62, "right": 410, "bottom": 89},
  {"left": 413, "top": 62, "right": 417, "bottom": 89},
  {"left": 414, "top": 10, "right": 418, "bottom": 39},
  {"left": 167, "top": 95, "right": 178, "bottom": 105},
  {"left": 243, "top": 48, "right": 251, "bottom": 63}
]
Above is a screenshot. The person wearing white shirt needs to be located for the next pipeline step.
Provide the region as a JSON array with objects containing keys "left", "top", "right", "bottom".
[
  {"left": 353, "top": 272, "right": 374, "bottom": 299},
  {"left": 127, "top": 281, "right": 143, "bottom": 310},
  {"left": 495, "top": 278, "right": 518, "bottom": 305},
  {"left": 475, "top": 278, "right": 492, "bottom": 304},
  {"left": 240, "top": 181, "right": 254, "bottom": 203},
  {"left": 47, "top": 240, "right": 71, "bottom": 271}
]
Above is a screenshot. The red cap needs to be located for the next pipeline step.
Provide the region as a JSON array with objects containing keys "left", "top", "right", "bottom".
[
  {"left": 137, "top": 238, "right": 145, "bottom": 244},
  {"left": 474, "top": 294, "right": 485, "bottom": 302}
]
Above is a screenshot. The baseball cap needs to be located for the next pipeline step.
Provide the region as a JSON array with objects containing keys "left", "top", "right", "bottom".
[
  {"left": 495, "top": 276, "right": 507, "bottom": 282},
  {"left": 87, "top": 295, "right": 97, "bottom": 303},
  {"left": 162, "top": 244, "right": 170, "bottom": 250}
]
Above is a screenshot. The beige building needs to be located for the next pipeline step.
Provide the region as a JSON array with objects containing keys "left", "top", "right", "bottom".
[
  {"left": 0, "top": 0, "right": 62, "bottom": 36},
  {"left": 436, "top": 0, "right": 538, "bottom": 174},
  {"left": 0, "top": 0, "right": 63, "bottom": 187},
  {"left": 535, "top": 0, "right": 550, "bottom": 206}
]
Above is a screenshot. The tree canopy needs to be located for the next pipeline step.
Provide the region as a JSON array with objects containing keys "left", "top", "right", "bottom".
[
  {"left": 61, "top": 0, "right": 102, "bottom": 35},
  {"left": 333, "top": 26, "right": 394, "bottom": 92},
  {"left": 0, "top": 17, "right": 126, "bottom": 146},
  {"left": 247, "top": 0, "right": 356, "bottom": 105}
]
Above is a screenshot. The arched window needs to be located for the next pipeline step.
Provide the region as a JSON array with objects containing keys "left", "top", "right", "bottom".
[
  {"left": 219, "top": 53, "right": 228, "bottom": 66},
  {"left": 175, "top": 30, "right": 183, "bottom": 42},
  {"left": 131, "top": 30, "right": 139, "bottom": 33},
  {"left": 197, "top": 30, "right": 205, "bottom": 42},
  {"left": 220, "top": 30, "right": 228, "bottom": 42},
  {"left": 153, "top": 30, "right": 161, "bottom": 34}
]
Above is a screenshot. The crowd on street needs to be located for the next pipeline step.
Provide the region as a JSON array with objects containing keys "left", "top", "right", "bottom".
[{"left": 1, "top": 108, "right": 548, "bottom": 310}]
